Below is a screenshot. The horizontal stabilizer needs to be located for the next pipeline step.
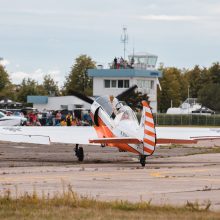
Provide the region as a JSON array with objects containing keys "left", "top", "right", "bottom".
[
  {"left": 157, "top": 138, "right": 197, "bottom": 144},
  {"left": 89, "top": 137, "right": 141, "bottom": 144}
]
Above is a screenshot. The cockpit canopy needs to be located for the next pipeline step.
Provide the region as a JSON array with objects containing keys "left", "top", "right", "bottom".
[
  {"left": 114, "top": 105, "right": 139, "bottom": 125},
  {"left": 95, "top": 95, "right": 139, "bottom": 126}
]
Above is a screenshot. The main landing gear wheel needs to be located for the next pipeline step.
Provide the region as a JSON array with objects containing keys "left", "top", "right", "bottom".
[
  {"left": 74, "top": 144, "right": 84, "bottom": 162},
  {"left": 140, "top": 155, "right": 146, "bottom": 167}
]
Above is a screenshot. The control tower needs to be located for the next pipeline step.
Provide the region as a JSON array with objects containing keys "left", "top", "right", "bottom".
[{"left": 128, "top": 52, "right": 158, "bottom": 70}]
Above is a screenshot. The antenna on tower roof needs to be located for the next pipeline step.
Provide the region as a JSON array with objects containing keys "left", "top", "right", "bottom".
[
  {"left": 121, "top": 26, "right": 128, "bottom": 60},
  {"left": 132, "top": 37, "right": 135, "bottom": 57}
]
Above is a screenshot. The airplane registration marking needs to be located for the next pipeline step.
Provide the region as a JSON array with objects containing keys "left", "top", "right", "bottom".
[{"left": 120, "top": 131, "right": 127, "bottom": 137}]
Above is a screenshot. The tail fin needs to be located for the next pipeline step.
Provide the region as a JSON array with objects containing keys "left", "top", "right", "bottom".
[{"left": 141, "top": 101, "right": 156, "bottom": 155}]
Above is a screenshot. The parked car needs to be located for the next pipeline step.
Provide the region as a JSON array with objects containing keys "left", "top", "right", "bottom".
[
  {"left": 20, "top": 107, "right": 38, "bottom": 116},
  {"left": 0, "top": 111, "right": 27, "bottom": 126}
]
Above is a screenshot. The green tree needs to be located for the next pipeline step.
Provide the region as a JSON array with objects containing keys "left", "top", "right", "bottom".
[
  {"left": 209, "top": 62, "right": 220, "bottom": 84},
  {"left": 120, "top": 90, "right": 149, "bottom": 112},
  {"left": 200, "top": 67, "right": 211, "bottom": 86},
  {"left": 158, "top": 67, "right": 184, "bottom": 112},
  {"left": 195, "top": 63, "right": 220, "bottom": 112},
  {"left": 0, "top": 65, "right": 10, "bottom": 91},
  {"left": 17, "top": 78, "right": 47, "bottom": 103},
  {"left": 0, "top": 65, "right": 14, "bottom": 100},
  {"left": 198, "top": 83, "right": 220, "bottom": 112},
  {"left": 42, "top": 74, "right": 60, "bottom": 96},
  {"left": 64, "top": 55, "right": 96, "bottom": 95},
  {"left": 185, "top": 65, "right": 203, "bottom": 98},
  {"left": 177, "top": 69, "right": 188, "bottom": 102}
]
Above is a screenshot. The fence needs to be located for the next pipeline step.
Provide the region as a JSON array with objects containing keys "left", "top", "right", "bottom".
[
  {"left": 154, "top": 114, "right": 220, "bottom": 126},
  {"left": 137, "top": 113, "right": 220, "bottom": 126}
]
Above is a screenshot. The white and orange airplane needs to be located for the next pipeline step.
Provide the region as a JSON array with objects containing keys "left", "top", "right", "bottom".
[{"left": 0, "top": 85, "right": 220, "bottom": 166}]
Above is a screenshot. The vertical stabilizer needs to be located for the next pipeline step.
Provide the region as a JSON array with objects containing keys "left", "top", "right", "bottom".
[{"left": 141, "top": 101, "right": 156, "bottom": 155}]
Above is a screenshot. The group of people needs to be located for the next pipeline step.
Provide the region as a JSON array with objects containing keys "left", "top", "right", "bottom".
[
  {"left": 112, "top": 56, "right": 134, "bottom": 69},
  {"left": 25, "top": 110, "right": 92, "bottom": 127}
]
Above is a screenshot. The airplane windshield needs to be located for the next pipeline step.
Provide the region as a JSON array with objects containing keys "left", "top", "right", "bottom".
[
  {"left": 95, "top": 96, "right": 113, "bottom": 116},
  {"left": 115, "top": 106, "right": 139, "bottom": 125}
]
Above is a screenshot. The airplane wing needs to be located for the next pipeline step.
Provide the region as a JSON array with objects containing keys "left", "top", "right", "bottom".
[
  {"left": 155, "top": 127, "right": 220, "bottom": 144},
  {"left": 0, "top": 126, "right": 99, "bottom": 145},
  {"left": 0, "top": 126, "right": 220, "bottom": 146}
]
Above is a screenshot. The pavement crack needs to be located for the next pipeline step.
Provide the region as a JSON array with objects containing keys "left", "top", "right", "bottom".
[{"left": 164, "top": 187, "right": 220, "bottom": 194}]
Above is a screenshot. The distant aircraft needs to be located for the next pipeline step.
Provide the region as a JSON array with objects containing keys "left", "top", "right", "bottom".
[
  {"left": 0, "top": 111, "right": 26, "bottom": 126},
  {"left": 0, "top": 85, "right": 220, "bottom": 166}
]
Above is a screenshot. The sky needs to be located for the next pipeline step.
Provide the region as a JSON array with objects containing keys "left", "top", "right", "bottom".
[{"left": 1, "top": 0, "right": 220, "bottom": 87}]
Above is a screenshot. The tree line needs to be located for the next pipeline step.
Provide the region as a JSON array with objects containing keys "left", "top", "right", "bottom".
[
  {"left": 158, "top": 63, "right": 220, "bottom": 113},
  {"left": 1, "top": 54, "right": 220, "bottom": 112},
  {"left": 0, "top": 55, "right": 96, "bottom": 104}
]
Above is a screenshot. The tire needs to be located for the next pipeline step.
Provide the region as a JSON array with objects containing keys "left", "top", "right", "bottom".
[
  {"left": 141, "top": 161, "right": 146, "bottom": 167},
  {"left": 140, "top": 156, "right": 146, "bottom": 167},
  {"left": 77, "top": 147, "right": 84, "bottom": 162}
]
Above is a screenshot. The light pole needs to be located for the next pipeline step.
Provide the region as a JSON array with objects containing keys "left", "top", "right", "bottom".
[{"left": 188, "top": 85, "right": 190, "bottom": 114}]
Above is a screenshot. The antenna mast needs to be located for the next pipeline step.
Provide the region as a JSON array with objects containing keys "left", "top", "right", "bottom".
[{"left": 121, "top": 26, "right": 128, "bottom": 60}]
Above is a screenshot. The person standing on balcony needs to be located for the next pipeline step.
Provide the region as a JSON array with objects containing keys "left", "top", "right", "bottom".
[{"left": 114, "top": 57, "right": 117, "bottom": 69}]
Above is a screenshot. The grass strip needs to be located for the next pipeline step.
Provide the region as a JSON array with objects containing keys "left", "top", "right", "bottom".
[{"left": 0, "top": 186, "right": 219, "bottom": 220}]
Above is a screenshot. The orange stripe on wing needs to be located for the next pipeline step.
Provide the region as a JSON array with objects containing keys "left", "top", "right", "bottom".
[
  {"left": 89, "top": 138, "right": 141, "bottom": 144},
  {"left": 157, "top": 138, "right": 197, "bottom": 144}
]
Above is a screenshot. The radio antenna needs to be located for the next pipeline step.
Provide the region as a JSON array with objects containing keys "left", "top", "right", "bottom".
[{"left": 121, "top": 26, "right": 128, "bottom": 60}]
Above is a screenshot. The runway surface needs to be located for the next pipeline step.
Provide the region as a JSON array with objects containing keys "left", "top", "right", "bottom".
[{"left": 0, "top": 140, "right": 220, "bottom": 210}]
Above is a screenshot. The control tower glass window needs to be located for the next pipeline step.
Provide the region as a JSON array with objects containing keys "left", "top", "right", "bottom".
[{"left": 147, "top": 56, "right": 157, "bottom": 66}]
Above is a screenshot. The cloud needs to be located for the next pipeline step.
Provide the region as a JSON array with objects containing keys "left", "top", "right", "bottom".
[
  {"left": 0, "top": 58, "right": 10, "bottom": 67},
  {"left": 10, "top": 71, "right": 29, "bottom": 81},
  {"left": 140, "top": 15, "right": 200, "bottom": 21},
  {"left": 10, "top": 69, "right": 64, "bottom": 87}
]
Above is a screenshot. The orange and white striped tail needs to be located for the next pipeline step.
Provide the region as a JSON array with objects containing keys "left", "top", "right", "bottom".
[{"left": 142, "top": 101, "right": 156, "bottom": 156}]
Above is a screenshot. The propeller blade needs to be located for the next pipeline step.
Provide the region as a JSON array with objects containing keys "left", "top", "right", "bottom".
[
  {"left": 116, "top": 85, "right": 138, "bottom": 100},
  {"left": 68, "top": 90, "right": 94, "bottom": 104}
]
